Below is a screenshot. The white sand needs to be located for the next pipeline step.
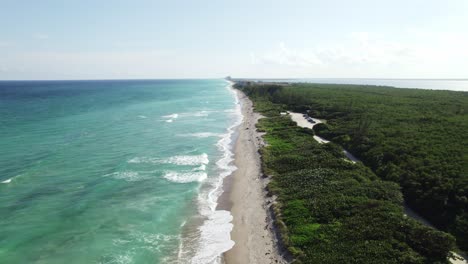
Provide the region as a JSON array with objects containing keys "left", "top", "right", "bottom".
[
  {"left": 223, "top": 91, "right": 287, "bottom": 264},
  {"left": 288, "top": 111, "right": 360, "bottom": 163},
  {"left": 450, "top": 253, "right": 468, "bottom": 264}
]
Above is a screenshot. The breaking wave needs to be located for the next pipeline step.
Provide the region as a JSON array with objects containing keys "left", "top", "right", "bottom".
[
  {"left": 103, "top": 171, "right": 150, "bottom": 182},
  {"left": 178, "top": 132, "right": 222, "bottom": 138},
  {"left": 163, "top": 171, "right": 208, "bottom": 183},
  {"left": 189, "top": 81, "right": 243, "bottom": 263},
  {"left": 128, "top": 153, "right": 209, "bottom": 166}
]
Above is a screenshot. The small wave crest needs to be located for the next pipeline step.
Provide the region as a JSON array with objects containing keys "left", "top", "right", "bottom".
[
  {"left": 189, "top": 81, "right": 243, "bottom": 263},
  {"left": 112, "top": 231, "right": 180, "bottom": 255},
  {"left": 128, "top": 157, "right": 155, "bottom": 164},
  {"left": 128, "top": 153, "right": 209, "bottom": 166},
  {"left": 193, "top": 164, "right": 206, "bottom": 171},
  {"left": 104, "top": 171, "right": 150, "bottom": 182},
  {"left": 163, "top": 171, "right": 207, "bottom": 183},
  {"left": 105, "top": 254, "right": 133, "bottom": 264},
  {"left": 192, "top": 111, "right": 209, "bottom": 117},
  {"left": 162, "top": 113, "right": 179, "bottom": 119},
  {"left": 163, "top": 154, "right": 209, "bottom": 166},
  {"left": 178, "top": 132, "right": 221, "bottom": 138},
  {"left": 161, "top": 111, "right": 216, "bottom": 123},
  {"left": 1, "top": 178, "right": 12, "bottom": 184},
  {"left": 162, "top": 113, "right": 179, "bottom": 123}
]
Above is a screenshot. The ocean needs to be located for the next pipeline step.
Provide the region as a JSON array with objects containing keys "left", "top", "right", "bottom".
[{"left": 0, "top": 79, "right": 241, "bottom": 263}]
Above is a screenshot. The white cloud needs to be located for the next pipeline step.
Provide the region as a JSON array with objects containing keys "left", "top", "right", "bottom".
[
  {"left": 252, "top": 33, "right": 415, "bottom": 67},
  {"left": 249, "top": 31, "right": 468, "bottom": 78},
  {"left": 2, "top": 30, "right": 467, "bottom": 79}
]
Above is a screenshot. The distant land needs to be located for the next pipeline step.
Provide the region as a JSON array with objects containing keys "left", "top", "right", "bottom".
[{"left": 231, "top": 78, "right": 468, "bottom": 91}]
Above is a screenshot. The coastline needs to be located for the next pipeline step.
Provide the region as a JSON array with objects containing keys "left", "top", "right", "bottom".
[
  {"left": 217, "top": 82, "right": 466, "bottom": 264},
  {"left": 219, "top": 89, "right": 286, "bottom": 264}
]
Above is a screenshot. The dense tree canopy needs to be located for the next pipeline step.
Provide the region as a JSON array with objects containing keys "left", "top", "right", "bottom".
[{"left": 235, "top": 82, "right": 466, "bottom": 262}]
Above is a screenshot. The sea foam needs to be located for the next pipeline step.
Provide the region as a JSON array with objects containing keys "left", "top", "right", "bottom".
[
  {"left": 163, "top": 153, "right": 209, "bottom": 166},
  {"left": 163, "top": 113, "right": 179, "bottom": 119},
  {"left": 190, "top": 210, "right": 234, "bottom": 264},
  {"left": 162, "top": 113, "right": 179, "bottom": 123},
  {"left": 1, "top": 178, "right": 12, "bottom": 184},
  {"left": 162, "top": 111, "right": 216, "bottom": 122},
  {"left": 178, "top": 132, "right": 222, "bottom": 138},
  {"left": 163, "top": 171, "right": 208, "bottom": 183},
  {"left": 104, "top": 171, "right": 149, "bottom": 182},
  {"left": 128, "top": 153, "right": 209, "bottom": 166},
  {"left": 189, "top": 81, "right": 243, "bottom": 263}
]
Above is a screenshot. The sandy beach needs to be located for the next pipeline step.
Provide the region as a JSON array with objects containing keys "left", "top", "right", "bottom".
[
  {"left": 219, "top": 99, "right": 467, "bottom": 264},
  {"left": 220, "top": 90, "right": 287, "bottom": 264}
]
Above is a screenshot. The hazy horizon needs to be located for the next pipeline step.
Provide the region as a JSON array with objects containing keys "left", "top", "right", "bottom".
[
  {"left": 1, "top": 0, "right": 468, "bottom": 80},
  {"left": 1, "top": 77, "right": 467, "bottom": 81}
]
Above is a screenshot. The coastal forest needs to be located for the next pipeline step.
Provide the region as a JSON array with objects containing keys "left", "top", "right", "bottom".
[{"left": 235, "top": 82, "right": 467, "bottom": 263}]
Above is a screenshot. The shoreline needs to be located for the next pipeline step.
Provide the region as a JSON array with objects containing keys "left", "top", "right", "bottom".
[
  {"left": 219, "top": 89, "right": 286, "bottom": 264},
  {"left": 181, "top": 81, "right": 242, "bottom": 264}
]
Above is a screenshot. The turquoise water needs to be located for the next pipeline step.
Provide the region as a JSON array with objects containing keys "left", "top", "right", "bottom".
[{"left": 0, "top": 79, "right": 240, "bottom": 263}]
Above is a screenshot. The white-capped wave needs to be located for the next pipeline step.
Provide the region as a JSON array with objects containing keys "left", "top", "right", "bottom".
[
  {"left": 128, "top": 154, "right": 209, "bottom": 166},
  {"left": 104, "top": 171, "right": 149, "bottom": 182},
  {"left": 182, "top": 110, "right": 215, "bottom": 117},
  {"left": 163, "top": 113, "right": 179, "bottom": 119},
  {"left": 193, "top": 164, "right": 206, "bottom": 171},
  {"left": 207, "top": 82, "right": 243, "bottom": 211},
  {"left": 162, "top": 113, "right": 178, "bottom": 123},
  {"left": 138, "top": 115, "right": 147, "bottom": 119},
  {"left": 178, "top": 132, "right": 222, "bottom": 138},
  {"left": 189, "top": 80, "right": 243, "bottom": 263},
  {"left": 163, "top": 153, "right": 209, "bottom": 166},
  {"left": 109, "top": 254, "right": 133, "bottom": 264},
  {"left": 128, "top": 157, "right": 153, "bottom": 164},
  {"left": 163, "top": 171, "right": 207, "bottom": 183},
  {"left": 192, "top": 111, "right": 209, "bottom": 117},
  {"left": 190, "top": 210, "right": 234, "bottom": 264},
  {"left": 163, "top": 111, "right": 217, "bottom": 122},
  {"left": 1, "top": 178, "right": 12, "bottom": 184}
]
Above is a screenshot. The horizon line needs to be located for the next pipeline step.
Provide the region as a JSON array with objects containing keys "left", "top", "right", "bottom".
[{"left": 1, "top": 77, "right": 468, "bottom": 82}]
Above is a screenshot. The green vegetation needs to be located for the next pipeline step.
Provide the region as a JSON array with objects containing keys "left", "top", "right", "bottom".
[{"left": 235, "top": 82, "right": 467, "bottom": 263}]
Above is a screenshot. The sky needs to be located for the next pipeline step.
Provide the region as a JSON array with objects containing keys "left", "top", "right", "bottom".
[{"left": 1, "top": 0, "right": 467, "bottom": 80}]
